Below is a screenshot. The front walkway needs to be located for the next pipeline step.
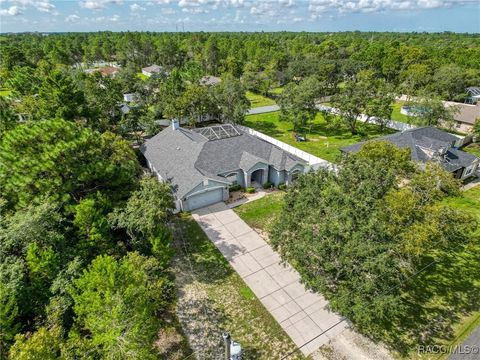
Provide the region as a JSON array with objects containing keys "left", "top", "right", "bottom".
[{"left": 192, "top": 202, "right": 348, "bottom": 356}]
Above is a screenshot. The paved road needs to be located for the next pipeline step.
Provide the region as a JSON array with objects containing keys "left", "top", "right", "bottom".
[
  {"left": 192, "top": 202, "right": 348, "bottom": 356},
  {"left": 247, "top": 104, "right": 280, "bottom": 115},
  {"left": 448, "top": 325, "right": 480, "bottom": 360}
]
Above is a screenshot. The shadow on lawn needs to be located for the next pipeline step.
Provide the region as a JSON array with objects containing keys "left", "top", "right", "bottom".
[
  {"left": 386, "top": 242, "right": 480, "bottom": 355},
  {"left": 244, "top": 119, "right": 285, "bottom": 138}
]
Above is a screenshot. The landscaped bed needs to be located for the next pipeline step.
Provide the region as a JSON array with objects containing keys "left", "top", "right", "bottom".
[
  {"left": 244, "top": 111, "right": 395, "bottom": 163},
  {"left": 234, "top": 185, "right": 480, "bottom": 359},
  {"left": 171, "top": 213, "right": 306, "bottom": 360}
]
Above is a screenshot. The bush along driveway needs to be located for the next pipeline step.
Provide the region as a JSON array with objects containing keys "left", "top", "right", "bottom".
[{"left": 192, "top": 202, "right": 348, "bottom": 356}]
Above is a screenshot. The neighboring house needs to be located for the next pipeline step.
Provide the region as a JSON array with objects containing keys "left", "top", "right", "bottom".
[
  {"left": 119, "top": 103, "right": 131, "bottom": 114},
  {"left": 141, "top": 121, "right": 307, "bottom": 211},
  {"left": 199, "top": 75, "right": 221, "bottom": 87},
  {"left": 142, "top": 64, "right": 166, "bottom": 77},
  {"left": 123, "top": 93, "right": 136, "bottom": 102},
  {"left": 341, "top": 127, "right": 479, "bottom": 180},
  {"left": 466, "top": 87, "right": 480, "bottom": 104},
  {"left": 444, "top": 101, "right": 480, "bottom": 133},
  {"left": 98, "top": 66, "right": 120, "bottom": 77}
]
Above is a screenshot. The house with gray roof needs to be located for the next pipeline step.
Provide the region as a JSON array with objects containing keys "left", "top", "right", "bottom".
[
  {"left": 141, "top": 121, "right": 307, "bottom": 211},
  {"left": 142, "top": 64, "right": 168, "bottom": 78},
  {"left": 341, "top": 127, "right": 479, "bottom": 180}
]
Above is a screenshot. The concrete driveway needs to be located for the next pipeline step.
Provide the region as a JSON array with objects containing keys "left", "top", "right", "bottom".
[{"left": 192, "top": 202, "right": 348, "bottom": 355}]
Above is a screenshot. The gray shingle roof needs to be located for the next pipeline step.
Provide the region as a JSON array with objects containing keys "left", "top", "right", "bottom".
[
  {"left": 141, "top": 125, "right": 306, "bottom": 198},
  {"left": 341, "top": 126, "right": 478, "bottom": 172}
]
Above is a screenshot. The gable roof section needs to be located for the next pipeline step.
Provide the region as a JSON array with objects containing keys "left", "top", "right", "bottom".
[
  {"left": 195, "top": 129, "right": 306, "bottom": 174},
  {"left": 142, "top": 64, "right": 162, "bottom": 73},
  {"left": 341, "top": 126, "right": 478, "bottom": 171}
]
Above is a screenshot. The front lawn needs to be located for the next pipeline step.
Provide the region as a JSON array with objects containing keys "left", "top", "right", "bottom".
[
  {"left": 233, "top": 192, "right": 285, "bottom": 232},
  {"left": 246, "top": 91, "right": 276, "bottom": 108},
  {"left": 234, "top": 186, "right": 480, "bottom": 359},
  {"left": 244, "top": 111, "right": 394, "bottom": 163},
  {"left": 171, "top": 213, "right": 306, "bottom": 360}
]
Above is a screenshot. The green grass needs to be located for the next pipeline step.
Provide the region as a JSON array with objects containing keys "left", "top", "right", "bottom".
[
  {"left": 0, "top": 88, "right": 12, "bottom": 97},
  {"left": 137, "top": 72, "right": 149, "bottom": 81},
  {"left": 269, "top": 87, "right": 284, "bottom": 95},
  {"left": 463, "top": 143, "right": 480, "bottom": 158},
  {"left": 172, "top": 213, "right": 307, "bottom": 360},
  {"left": 244, "top": 111, "right": 395, "bottom": 163},
  {"left": 246, "top": 91, "right": 276, "bottom": 108},
  {"left": 391, "top": 101, "right": 410, "bottom": 124},
  {"left": 233, "top": 192, "right": 285, "bottom": 231}
]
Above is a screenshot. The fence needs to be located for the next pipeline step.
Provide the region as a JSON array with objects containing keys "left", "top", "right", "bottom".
[
  {"left": 236, "top": 125, "right": 335, "bottom": 171},
  {"left": 316, "top": 105, "right": 416, "bottom": 132}
]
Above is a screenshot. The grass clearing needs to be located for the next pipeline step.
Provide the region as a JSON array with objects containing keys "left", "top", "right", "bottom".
[
  {"left": 246, "top": 91, "right": 276, "bottom": 108},
  {"left": 0, "top": 88, "right": 12, "bottom": 97},
  {"left": 390, "top": 101, "right": 410, "bottom": 124},
  {"left": 464, "top": 143, "right": 480, "bottom": 158},
  {"left": 137, "top": 72, "right": 149, "bottom": 81},
  {"left": 244, "top": 111, "right": 394, "bottom": 163},
  {"left": 171, "top": 213, "right": 306, "bottom": 360},
  {"left": 234, "top": 184, "right": 480, "bottom": 359}
]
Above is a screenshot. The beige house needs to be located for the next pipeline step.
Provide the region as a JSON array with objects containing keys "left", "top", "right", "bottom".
[{"left": 444, "top": 101, "right": 480, "bottom": 133}]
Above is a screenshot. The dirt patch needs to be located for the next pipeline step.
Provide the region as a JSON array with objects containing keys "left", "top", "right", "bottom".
[{"left": 311, "top": 328, "right": 393, "bottom": 360}]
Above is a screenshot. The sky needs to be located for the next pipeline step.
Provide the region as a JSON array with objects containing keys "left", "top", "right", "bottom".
[{"left": 0, "top": 0, "right": 479, "bottom": 33}]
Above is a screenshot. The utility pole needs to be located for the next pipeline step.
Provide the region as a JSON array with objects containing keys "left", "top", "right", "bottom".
[{"left": 222, "top": 332, "right": 231, "bottom": 360}]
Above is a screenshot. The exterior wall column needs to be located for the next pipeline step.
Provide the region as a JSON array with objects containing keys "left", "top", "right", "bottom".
[
  {"left": 244, "top": 171, "right": 250, "bottom": 188},
  {"left": 262, "top": 167, "right": 268, "bottom": 184}
]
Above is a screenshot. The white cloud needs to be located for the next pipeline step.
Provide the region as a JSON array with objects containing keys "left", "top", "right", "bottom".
[
  {"left": 79, "top": 0, "right": 122, "bottom": 10},
  {"left": 130, "top": 3, "right": 145, "bottom": 11},
  {"left": 4, "top": 0, "right": 56, "bottom": 14},
  {"left": 308, "top": 0, "right": 477, "bottom": 15},
  {"left": 65, "top": 14, "right": 80, "bottom": 22},
  {"left": 0, "top": 5, "right": 22, "bottom": 15},
  {"left": 92, "top": 13, "right": 120, "bottom": 21}
]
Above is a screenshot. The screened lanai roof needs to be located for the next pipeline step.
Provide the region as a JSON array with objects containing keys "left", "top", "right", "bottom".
[{"left": 193, "top": 124, "right": 241, "bottom": 141}]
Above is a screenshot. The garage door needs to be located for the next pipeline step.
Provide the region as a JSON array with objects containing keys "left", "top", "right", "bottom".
[{"left": 185, "top": 188, "right": 224, "bottom": 211}]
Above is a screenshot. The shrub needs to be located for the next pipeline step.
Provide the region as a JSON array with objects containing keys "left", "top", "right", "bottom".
[
  {"left": 278, "top": 183, "right": 287, "bottom": 191},
  {"left": 229, "top": 184, "right": 242, "bottom": 192},
  {"left": 263, "top": 182, "right": 273, "bottom": 189},
  {"left": 245, "top": 187, "right": 255, "bottom": 194}
]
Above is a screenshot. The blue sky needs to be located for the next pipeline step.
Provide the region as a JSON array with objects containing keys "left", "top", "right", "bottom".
[{"left": 0, "top": 0, "right": 479, "bottom": 33}]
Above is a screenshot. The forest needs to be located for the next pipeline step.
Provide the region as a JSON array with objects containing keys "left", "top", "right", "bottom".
[{"left": 1, "top": 31, "right": 479, "bottom": 359}]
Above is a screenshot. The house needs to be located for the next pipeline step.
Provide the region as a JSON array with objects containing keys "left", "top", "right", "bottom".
[
  {"left": 123, "top": 93, "right": 136, "bottom": 102},
  {"left": 466, "top": 87, "right": 480, "bottom": 104},
  {"left": 141, "top": 121, "right": 307, "bottom": 211},
  {"left": 341, "top": 127, "right": 479, "bottom": 180},
  {"left": 444, "top": 101, "right": 480, "bottom": 133},
  {"left": 142, "top": 64, "right": 165, "bottom": 77},
  {"left": 199, "top": 75, "right": 221, "bottom": 87}
]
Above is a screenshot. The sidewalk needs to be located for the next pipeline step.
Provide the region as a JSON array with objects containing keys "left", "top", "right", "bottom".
[{"left": 192, "top": 202, "right": 348, "bottom": 355}]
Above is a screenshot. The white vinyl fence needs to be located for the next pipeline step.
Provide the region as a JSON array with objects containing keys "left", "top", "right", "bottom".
[
  {"left": 316, "top": 105, "right": 416, "bottom": 132},
  {"left": 236, "top": 125, "right": 336, "bottom": 172}
]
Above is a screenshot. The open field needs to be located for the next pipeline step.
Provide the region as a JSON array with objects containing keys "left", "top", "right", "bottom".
[
  {"left": 171, "top": 213, "right": 306, "bottom": 360},
  {"left": 234, "top": 185, "right": 480, "bottom": 359},
  {"left": 244, "top": 111, "right": 394, "bottom": 163},
  {"left": 246, "top": 91, "right": 277, "bottom": 108}
]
